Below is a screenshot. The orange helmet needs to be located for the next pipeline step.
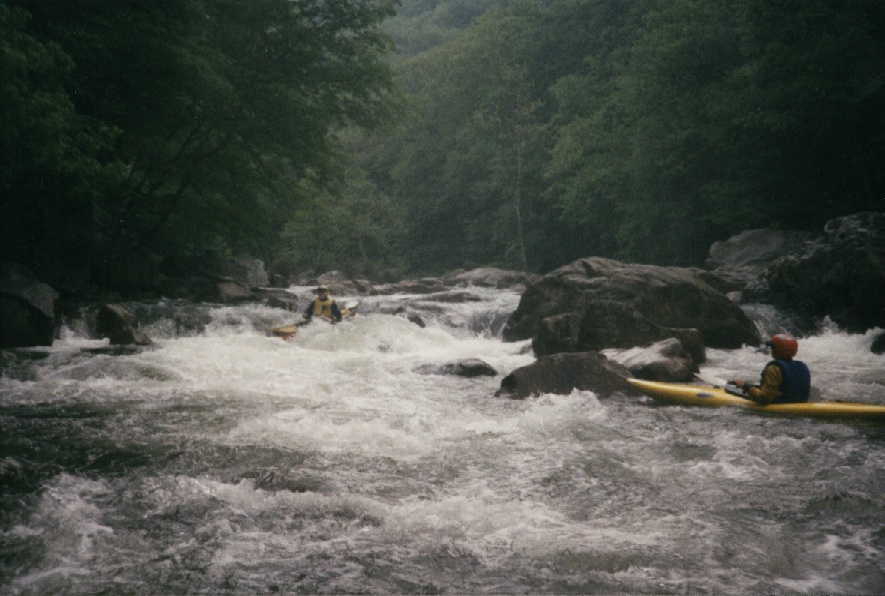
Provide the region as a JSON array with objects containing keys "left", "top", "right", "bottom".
[{"left": 767, "top": 334, "right": 798, "bottom": 360}]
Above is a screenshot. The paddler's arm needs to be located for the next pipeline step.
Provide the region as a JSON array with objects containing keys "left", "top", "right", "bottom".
[{"left": 742, "top": 364, "right": 783, "bottom": 405}]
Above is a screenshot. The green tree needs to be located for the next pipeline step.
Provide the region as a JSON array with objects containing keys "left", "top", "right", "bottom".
[
  {"left": 0, "top": 4, "right": 113, "bottom": 285},
  {"left": 278, "top": 164, "right": 406, "bottom": 278}
]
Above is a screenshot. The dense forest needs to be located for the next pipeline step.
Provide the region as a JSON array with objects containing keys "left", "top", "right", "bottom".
[
  {"left": 3, "top": 0, "right": 884, "bottom": 294},
  {"left": 1, "top": 0, "right": 398, "bottom": 293},
  {"left": 336, "top": 0, "right": 884, "bottom": 274}
]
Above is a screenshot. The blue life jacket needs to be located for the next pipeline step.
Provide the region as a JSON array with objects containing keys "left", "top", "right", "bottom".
[{"left": 766, "top": 359, "right": 811, "bottom": 403}]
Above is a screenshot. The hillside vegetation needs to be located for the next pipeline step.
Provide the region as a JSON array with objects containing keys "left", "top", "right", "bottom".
[{"left": 299, "top": 0, "right": 883, "bottom": 276}]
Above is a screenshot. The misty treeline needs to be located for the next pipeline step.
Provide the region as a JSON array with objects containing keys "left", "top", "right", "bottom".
[
  {"left": 336, "top": 0, "right": 883, "bottom": 275},
  {"left": 3, "top": 0, "right": 884, "bottom": 295}
]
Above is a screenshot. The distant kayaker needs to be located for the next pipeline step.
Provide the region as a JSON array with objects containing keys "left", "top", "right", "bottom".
[
  {"left": 731, "top": 334, "right": 811, "bottom": 404},
  {"left": 303, "top": 286, "right": 342, "bottom": 323}
]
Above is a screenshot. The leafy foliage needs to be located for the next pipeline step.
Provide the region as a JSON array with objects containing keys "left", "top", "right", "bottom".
[
  {"left": 278, "top": 163, "right": 406, "bottom": 279},
  {"left": 1, "top": 0, "right": 397, "bottom": 292},
  {"left": 349, "top": 0, "right": 885, "bottom": 272}
]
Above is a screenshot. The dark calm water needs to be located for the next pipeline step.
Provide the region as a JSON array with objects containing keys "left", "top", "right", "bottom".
[{"left": 2, "top": 289, "right": 883, "bottom": 594}]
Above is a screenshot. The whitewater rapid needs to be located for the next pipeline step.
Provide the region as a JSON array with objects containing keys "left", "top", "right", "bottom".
[{"left": 1, "top": 288, "right": 883, "bottom": 594}]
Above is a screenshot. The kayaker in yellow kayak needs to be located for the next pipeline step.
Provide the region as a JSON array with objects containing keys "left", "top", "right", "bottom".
[
  {"left": 730, "top": 334, "right": 812, "bottom": 404},
  {"left": 270, "top": 287, "right": 356, "bottom": 341},
  {"left": 303, "top": 286, "right": 342, "bottom": 323}
]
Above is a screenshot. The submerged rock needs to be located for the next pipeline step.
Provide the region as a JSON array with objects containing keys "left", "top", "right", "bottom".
[{"left": 414, "top": 358, "right": 497, "bottom": 378}]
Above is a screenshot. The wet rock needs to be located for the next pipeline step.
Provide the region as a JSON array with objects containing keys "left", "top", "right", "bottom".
[
  {"left": 0, "top": 457, "right": 27, "bottom": 486},
  {"left": 371, "top": 278, "right": 448, "bottom": 295},
  {"left": 172, "top": 307, "right": 213, "bottom": 336},
  {"left": 603, "top": 338, "right": 699, "bottom": 382},
  {"left": 252, "top": 468, "right": 329, "bottom": 494},
  {"left": 82, "top": 345, "right": 151, "bottom": 356},
  {"left": 503, "top": 257, "right": 758, "bottom": 354},
  {"left": 416, "top": 290, "right": 484, "bottom": 303},
  {"left": 871, "top": 332, "right": 885, "bottom": 355},
  {"left": 414, "top": 358, "right": 497, "bottom": 377},
  {"left": 120, "top": 301, "right": 212, "bottom": 337},
  {"left": 268, "top": 273, "right": 289, "bottom": 288},
  {"left": 405, "top": 312, "right": 426, "bottom": 328},
  {"left": 215, "top": 280, "right": 253, "bottom": 303},
  {"left": 96, "top": 304, "right": 153, "bottom": 346},
  {"left": 707, "top": 228, "right": 813, "bottom": 269},
  {"left": 223, "top": 257, "right": 269, "bottom": 288},
  {"left": 703, "top": 228, "right": 813, "bottom": 302},
  {"left": 763, "top": 212, "right": 885, "bottom": 332},
  {"left": 444, "top": 267, "right": 540, "bottom": 290},
  {"left": 496, "top": 352, "right": 638, "bottom": 399},
  {"left": 161, "top": 274, "right": 255, "bottom": 303},
  {"left": 256, "top": 288, "right": 301, "bottom": 312},
  {"left": 0, "top": 263, "right": 59, "bottom": 348},
  {"left": 314, "top": 271, "right": 369, "bottom": 295},
  {"left": 162, "top": 253, "right": 268, "bottom": 289},
  {"left": 356, "top": 301, "right": 427, "bottom": 328},
  {"left": 466, "top": 309, "right": 512, "bottom": 337}
]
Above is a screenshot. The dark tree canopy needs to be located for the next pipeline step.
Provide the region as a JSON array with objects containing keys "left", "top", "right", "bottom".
[{"left": 1, "top": 0, "right": 397, "bottom": 292}]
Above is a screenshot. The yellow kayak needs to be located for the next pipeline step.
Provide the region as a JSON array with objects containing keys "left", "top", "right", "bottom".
[
  {"left": 627, "top": 378, "right": 885, "bottom": 420},
  {"left": 270, "top": 324, "right": 299, "bottom": 341}
]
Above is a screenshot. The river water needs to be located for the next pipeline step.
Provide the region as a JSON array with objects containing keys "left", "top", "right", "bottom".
[{"left": 1, "top": 287, "right": 883, "bottom": 594}]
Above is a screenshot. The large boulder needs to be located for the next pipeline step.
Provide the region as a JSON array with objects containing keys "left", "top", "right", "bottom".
[
  {"left": 763, "top": 212, "right": 885, "bottom": 332},
  {"left": 496, "top": 352, "right": 638, "bottom": 399},
  {"left": 0, "top": 264, "right": 59, "bottom": 348},
  {"left": 503, "top": 257, "right": 759, "bottom": 354}
]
